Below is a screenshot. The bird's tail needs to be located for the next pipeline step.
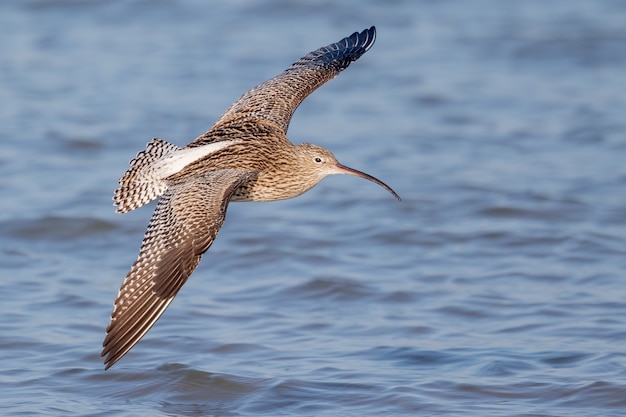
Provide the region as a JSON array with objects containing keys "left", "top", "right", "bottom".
[{"left": 113, "top": 138, "right": 181, "bottom": 213}]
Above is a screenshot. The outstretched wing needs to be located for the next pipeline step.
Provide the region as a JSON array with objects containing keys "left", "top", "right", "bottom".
[
  {"left": 202, "top": 26, "right": 376, "bottom": 136},
  {"left": 102, "top": 169, "right": 256, "bottom": 369}
]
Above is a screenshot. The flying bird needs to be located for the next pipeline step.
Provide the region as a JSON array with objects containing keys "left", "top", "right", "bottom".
[{"left": 102, "top": 26, "right": 400, "bottom": 369}]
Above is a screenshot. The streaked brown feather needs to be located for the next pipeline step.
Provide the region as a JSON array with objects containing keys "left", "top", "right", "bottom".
[
  {"left": 102, "top": 170, "right": 256, "bottom": 369},
  {"left": 194, "top": 27, "right": 376, "bottom": 140}
]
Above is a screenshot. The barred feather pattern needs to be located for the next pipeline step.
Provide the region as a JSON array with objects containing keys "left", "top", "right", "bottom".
[
  {"left": 102, "top": 169, "right": 257, "bottom": 369},
  {"left": 114, "top": 138, "right": 180, "bottom": 213},
  {"left": 200, "top": 26, "right": 376, "bottom": 137}
]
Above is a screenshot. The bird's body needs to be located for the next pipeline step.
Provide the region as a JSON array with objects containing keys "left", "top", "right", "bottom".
[{"left": 102, "top": 27, "right": 399, "bottom": 369}]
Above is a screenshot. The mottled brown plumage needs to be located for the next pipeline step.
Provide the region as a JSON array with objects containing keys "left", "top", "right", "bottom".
[{"left": 102, "top": 26, "right": 400, "bottom": 369}]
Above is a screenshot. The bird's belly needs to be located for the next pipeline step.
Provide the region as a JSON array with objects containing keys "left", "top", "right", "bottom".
[{"left": 230, "top": 182, "right": 306, "bottom": 202}]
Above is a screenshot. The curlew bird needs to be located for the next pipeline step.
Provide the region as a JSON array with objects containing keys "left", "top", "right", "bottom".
[{"left": 102, "top": 26, "right": 400, "bottom": 369}]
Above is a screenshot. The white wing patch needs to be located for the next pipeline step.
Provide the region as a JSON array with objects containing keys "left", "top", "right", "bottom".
[
  {"left": 114, "top": 138, "right": 242, "bottom": 213},
  {"left": 153, "top": 140, "right": 241, "bottom": 179}
]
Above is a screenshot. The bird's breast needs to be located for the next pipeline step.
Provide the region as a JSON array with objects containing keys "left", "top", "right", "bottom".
[{"left": 230, "top": 170, "right": 316, "bottom": 202}]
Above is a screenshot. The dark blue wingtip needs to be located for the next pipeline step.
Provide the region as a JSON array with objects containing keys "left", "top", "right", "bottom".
[
  {"left": 363, "top": 26, "right": 376, "bottom": 51},
  {"left": 347, "top": 26, "right": 376, "bottom": 52},
  {"left": 286, "top": 26, "right": 378, "bottom": 73}
]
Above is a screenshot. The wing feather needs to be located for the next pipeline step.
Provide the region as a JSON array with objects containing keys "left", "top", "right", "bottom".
[
  {"left": 199, "top": 27, "right": 376, "bottom": 137},
  {"left": 102, "top": 169, "right": 256, "bottom": 369}
]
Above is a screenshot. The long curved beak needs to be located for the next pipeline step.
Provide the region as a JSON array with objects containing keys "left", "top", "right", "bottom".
[{"left": 335, "top": 163, "right": 401, "bottom": 201}]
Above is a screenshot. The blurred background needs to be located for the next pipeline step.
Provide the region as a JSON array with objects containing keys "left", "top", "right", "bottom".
[{"left": 1, "top": 1, "right": 625, "bottom": 416}]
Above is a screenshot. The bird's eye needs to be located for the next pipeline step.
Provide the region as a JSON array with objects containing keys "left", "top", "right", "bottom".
[{"left": 314, "top": 157, "right": 322, "bottom": 163}]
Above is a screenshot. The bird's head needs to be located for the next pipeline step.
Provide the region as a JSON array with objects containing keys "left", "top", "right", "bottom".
[{"left": 296, "top": 143, "right": 401, "bottom": 200}]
